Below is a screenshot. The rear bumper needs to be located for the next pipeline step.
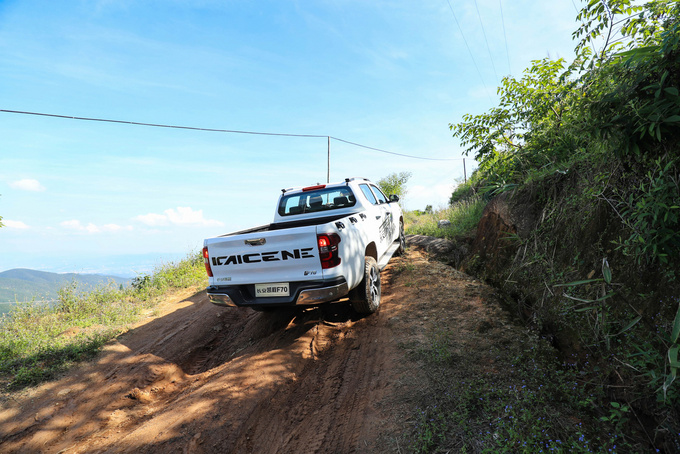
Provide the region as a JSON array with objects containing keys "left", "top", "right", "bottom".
[{"left": 207, "top": 278, "right": 349, "bottom": 308}]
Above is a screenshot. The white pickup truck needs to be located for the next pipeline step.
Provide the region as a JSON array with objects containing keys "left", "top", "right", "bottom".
[{"left": 202, "top": 177, "right": 405, "bottom": 314}]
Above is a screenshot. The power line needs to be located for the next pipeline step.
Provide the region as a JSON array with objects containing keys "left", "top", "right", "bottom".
[
  {"left": 0, "top": 108, "right": 462, "bottom": 162},
  {"left": 0, "top": 109, "right": 327, "bottom": 138},
  {"left": 445, "top": 0, "right": 493, "bottom": 102},
  {"left": 330, "top": 137, "right": 456, "bottom": 161},
  {"left": 499, "top": 0, "right": 512, "bottom": 75},
  {"left": 473, "top": 0, "right": 499, "bottom": 83}
]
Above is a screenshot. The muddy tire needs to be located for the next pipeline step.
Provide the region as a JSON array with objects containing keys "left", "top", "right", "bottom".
[{"left": 349, "top": 256, "right": 381, "bottom": 314}]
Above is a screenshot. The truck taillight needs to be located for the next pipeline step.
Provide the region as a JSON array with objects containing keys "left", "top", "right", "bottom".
[
  {"left": 317, "top": 233, "right": 341, "bottom": 269},
  {"left": 202, "top": 246, "right": 213, "bottom": 277}
]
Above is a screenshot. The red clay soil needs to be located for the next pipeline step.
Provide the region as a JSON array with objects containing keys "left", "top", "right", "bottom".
[{"left": 0, "top": 242, "right": 513, "bottom": 453}]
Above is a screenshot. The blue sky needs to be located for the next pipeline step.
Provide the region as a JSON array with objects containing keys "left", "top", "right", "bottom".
[{"left": 0, "top": 0, "right": 579, "bottom": 276}]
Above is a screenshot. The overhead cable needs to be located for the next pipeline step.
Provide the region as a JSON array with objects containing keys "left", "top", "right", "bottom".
[
  {"left": 571, "top": 0, "right": 580, "bottom": 13},
  {"left": 330, "top": 137, "right": 454, "bottom": 161},
  {"left": 0, "top": 109, "right": 461, "bottom": 161},
  {"left": 499, "top": 0, "right": 512, "bottom": 75},
  {"left": 445, "top": 0, "right": 493, "bottom": 102},
  {"left": 0, "top": 109, "right": 327, "bottom": 138},
  {"left": 473, "top": 0, "right": 499, "bottom": 83}
]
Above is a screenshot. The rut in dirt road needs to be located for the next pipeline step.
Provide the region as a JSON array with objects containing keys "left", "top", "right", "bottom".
[
  {"left": 0, "top": 260, "right": 411, "bottom": 454},
  {"left": 1, "top": 244, "right": 513, "bottom": 453},
  {"left": 229, "top": 310, "right": 395, "bottom": 454}
]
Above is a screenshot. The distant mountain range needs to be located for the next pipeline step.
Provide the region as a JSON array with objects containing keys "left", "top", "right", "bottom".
[{"left": 0, "top": 268, "right": 131, "bottom": 305}]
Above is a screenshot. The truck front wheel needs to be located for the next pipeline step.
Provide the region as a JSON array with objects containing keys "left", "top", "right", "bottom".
[{"left": 349, "top": 256, "right": 381, "bottom": 314}]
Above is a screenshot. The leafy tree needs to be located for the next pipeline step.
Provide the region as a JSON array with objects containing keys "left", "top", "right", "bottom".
[
  {"left": 570, "top": 0, "right": 680, "bottom": 264},
  {"left": 450, "top": 58, "right": 575, "bottom": 161},
  {"left": 451, "top": 0, "right": 679, "bottom": 177},
  {"left": 573, "top": 0, "right": 677, "bottom": 64},
  {"left": 449, "top": 1, "right": 680, "bottom": 256},
  {"left": 446, "top": 4, "right": 680, "bottom": 446},
  {"left": 377, "top": 171, "right": 412, "bottom": 203},
  {"left": 449, "top": 57, "right": 587, "bottom": 193},
  {"left": 446, "top": 4, "right": 680, "bottom": 447}
]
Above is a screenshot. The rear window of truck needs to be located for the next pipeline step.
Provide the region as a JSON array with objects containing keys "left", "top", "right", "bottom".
[{"left": 278, "top": 187, "right": 357, "bottom": 216}]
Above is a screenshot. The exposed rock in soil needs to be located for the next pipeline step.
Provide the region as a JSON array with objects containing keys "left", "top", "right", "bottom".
[{"left": 406, "top": 234, "right": 468, "bottom": 268}]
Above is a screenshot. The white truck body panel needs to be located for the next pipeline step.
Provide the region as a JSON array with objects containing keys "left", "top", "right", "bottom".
[
  {"left": 204, "top": 226, "right": 322, "bottom": 285},
  {"left": 202, "top": 178, "right": 404, "bottom": 311}
]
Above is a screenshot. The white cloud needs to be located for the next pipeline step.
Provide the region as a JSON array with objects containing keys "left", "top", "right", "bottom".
[
  {"left": 3, "top": 219, "right": 30, "bottom": 229},
  {"left": 61, "top": 220, "right": 100, "bottom": 233},
  {"left": 135, "top": 213, "right": 169, "bottom": 227},
  {"left": 102, "top": 223, "right": 133, "bottom": 232},
  {"left": 135, "top": 207, "right": 224, "bottom": 227},
  {"left": 60, "top": 220, "right": 133, "bottom": 233},
  {"left": 9, "top": 179, "right": 46, "bottom": 192}
]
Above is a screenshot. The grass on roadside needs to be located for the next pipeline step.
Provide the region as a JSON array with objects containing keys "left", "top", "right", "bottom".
[
  {"left": 406, "top": 328, "right": 624, "bottom": 454},
  {"left": 405, "top": 195, "right": 486, "bottom": 240},
  {"left": 0, "top": 252, "right": 207, "bottom": 391}
]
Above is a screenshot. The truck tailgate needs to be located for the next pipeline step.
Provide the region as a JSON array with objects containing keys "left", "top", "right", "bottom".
[{"left": 205, "top": 226, "right": 322, "bottom": 285}]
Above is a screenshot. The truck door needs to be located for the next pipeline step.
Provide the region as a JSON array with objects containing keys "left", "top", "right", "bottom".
[
  {"left": 358, "top": 183, "right": 394, "bottom": 258},
  {"left": 369, "top": 183, "right": 397, "bottom": 247}
]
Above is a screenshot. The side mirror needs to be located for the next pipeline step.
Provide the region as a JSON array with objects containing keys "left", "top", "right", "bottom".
[{"left": 389, "top": 194, "right": 400, "bottom": 202}]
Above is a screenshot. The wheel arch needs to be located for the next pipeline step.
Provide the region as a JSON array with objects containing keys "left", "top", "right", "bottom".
[{"left": 364, "top": 242, "right": 378, "bottom": 261}]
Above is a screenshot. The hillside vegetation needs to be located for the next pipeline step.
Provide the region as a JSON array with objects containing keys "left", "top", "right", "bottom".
[
  {"left": 430, "top": 0, "right": 679, "bottom": 451},
  {"left": 0, "top": 269, "right": 130, "bottom": 307},
  {"left": 0, "top": 254, "right": 206, "bottom": 391}
]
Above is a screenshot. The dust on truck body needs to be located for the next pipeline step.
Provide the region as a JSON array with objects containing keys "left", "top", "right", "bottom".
[{"left": 202, "top": 177, "right": 405, "bottom": 314}]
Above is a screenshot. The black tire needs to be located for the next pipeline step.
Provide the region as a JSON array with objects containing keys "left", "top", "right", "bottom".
[
  {"left": 394, "top": 220, "right": 406, "bottom": 256},
  {"left": 349, "top": 256, "right": 381, "bottom": 314}
]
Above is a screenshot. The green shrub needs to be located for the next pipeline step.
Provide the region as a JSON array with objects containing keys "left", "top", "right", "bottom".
[
  {"left": 406, "top": 195, "right": 486, "bottom": 240},
  {"left": 611, "top": 156, "right": 680, "bottom": 265},
  {"left": 408, "top": 330, "right": 612, "bottom": 453},
  {"left": 449, "top": 179, "right": 474, "bottom": 205}
]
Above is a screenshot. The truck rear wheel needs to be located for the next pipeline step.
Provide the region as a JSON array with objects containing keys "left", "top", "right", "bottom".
[{"left": 349, "top": 256, "right": 381, "bottom": 314}]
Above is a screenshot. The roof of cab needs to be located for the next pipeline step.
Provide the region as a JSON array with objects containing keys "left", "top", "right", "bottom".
[{"left": 280, "top": 177, "right": 370, "bottom": 195}]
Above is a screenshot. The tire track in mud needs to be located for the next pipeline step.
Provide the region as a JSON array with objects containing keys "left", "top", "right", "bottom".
[
  {"left": 0, "top": 252, "right": 424, "bottom": 454},
  {"left": 224, "top": 307, "right": 395, "bottom": 454}
]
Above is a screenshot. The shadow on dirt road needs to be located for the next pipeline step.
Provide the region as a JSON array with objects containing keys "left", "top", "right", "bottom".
[{"left": 1, "top": 269, "right": 403, "bottom": 454}]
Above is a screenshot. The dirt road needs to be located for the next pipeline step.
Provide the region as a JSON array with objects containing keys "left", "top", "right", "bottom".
[{"left": 0, "top": 242, "right": 512, "bottom": 453}]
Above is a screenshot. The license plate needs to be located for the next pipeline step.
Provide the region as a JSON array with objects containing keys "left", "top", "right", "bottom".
[{"left": 255, "top": 283, "right": 290, "bottom": 297}]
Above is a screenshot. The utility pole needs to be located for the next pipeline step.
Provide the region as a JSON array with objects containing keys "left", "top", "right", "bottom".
[{"left": 327, "top": 136, "right": 330, "bottom": 183}]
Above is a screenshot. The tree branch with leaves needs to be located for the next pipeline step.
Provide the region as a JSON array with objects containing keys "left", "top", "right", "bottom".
[{"left": 377, "top": 172, "right": 412, "bottom": 206}]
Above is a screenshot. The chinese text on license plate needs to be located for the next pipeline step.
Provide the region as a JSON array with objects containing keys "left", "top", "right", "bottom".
[{"left": 255, "top": 283, "right": 290, "bottom": 297}]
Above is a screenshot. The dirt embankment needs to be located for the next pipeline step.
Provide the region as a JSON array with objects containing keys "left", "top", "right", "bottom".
[{"left": 0, "top": 241, "right": 516, "bottom": 453}]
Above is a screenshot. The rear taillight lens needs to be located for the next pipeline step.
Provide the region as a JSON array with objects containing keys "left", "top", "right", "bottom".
[
  {"left": 202, "top": 246, "right": 213, "bottom": 277},
  {"left": 317, "top": 233, "right": 341, "bottom": 269}
]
